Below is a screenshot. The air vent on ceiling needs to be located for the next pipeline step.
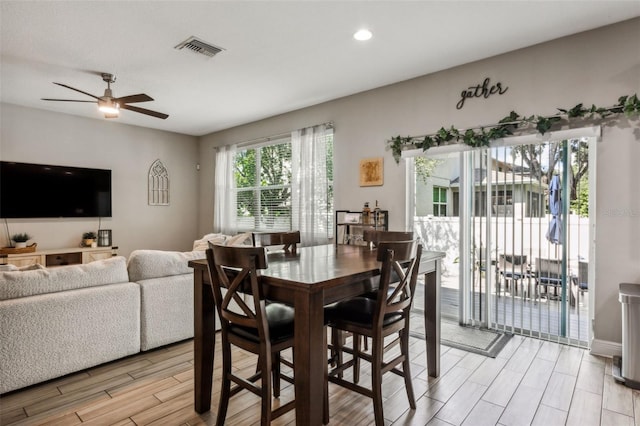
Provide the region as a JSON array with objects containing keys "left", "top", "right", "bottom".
[{"left": 174, "top": 36, "right": 224, "bottom": 58}]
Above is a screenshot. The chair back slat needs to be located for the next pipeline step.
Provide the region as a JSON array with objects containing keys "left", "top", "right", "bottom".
[
  {"left": 535, "top": 257, "right": 562, "bottom": 279},
  {"left": 578, "top": 261, "right": 588, "bottom": 287},
  {"left": 206, "top": 245, "right": 270, "bottom": 340},
  {"left": 363, "top": 230, "right": 414, "bottom": 248},
  {"left": 375, "top": 240, "right": 421, "bottom": 322},
  {"left": 252, "top": 231, "right": 301, "bottom": 254}
]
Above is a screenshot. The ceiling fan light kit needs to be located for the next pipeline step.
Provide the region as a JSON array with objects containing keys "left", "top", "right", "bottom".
[
  {"left": 42, "top": 72, "right": 168, "bottom": 120},
  {"left": 98, "top": 99, "right": 120, "bottom": 115}
]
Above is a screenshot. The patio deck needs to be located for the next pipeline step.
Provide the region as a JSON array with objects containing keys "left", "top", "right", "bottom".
[{"left": 411, "top": 272, "right": 590, "bottom": 348}]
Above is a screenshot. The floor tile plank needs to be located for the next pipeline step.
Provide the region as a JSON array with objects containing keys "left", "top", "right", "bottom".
[{"left": 2, "top": 334, "right": 623, "bottom": 426}]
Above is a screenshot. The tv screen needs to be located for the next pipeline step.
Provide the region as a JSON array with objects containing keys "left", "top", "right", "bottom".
[{"left": 0, "top": 161, "right": 112, "bottom": 218}]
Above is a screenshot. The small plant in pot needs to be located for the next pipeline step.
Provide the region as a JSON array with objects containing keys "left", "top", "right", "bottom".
[
  {"left": 82, "top": 232, "right": 97, "bottom": 247},
  {"left": 11, "top": 233, "right": 31, "bottom": 248}
]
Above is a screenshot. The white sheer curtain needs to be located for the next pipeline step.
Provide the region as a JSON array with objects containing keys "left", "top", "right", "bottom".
[
  {"left": 291, "top": 124, "right": 333, "bottom": 246},
  {"left": 213, "top": 144, "right": 237, "bottom": 235}
]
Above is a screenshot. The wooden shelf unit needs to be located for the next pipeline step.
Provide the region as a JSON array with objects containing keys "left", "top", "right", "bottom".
[
  {"left": 335, "top": 209, "right": 388, "bottom": 245},
  {"left": 1, "top": 246, "right": 118, "bottom": 268}
]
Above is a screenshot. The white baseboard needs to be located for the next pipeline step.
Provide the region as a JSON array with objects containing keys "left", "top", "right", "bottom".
[{"left": 590, "top": 338, "right": 622, "bottom": 358}]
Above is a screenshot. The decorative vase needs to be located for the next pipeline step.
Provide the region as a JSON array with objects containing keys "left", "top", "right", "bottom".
[
  {"left": 14, "top": 242, "right": 27, "bottom": 249},
  {"left": 84, "top": 239, "right": 94, "bottom": 247}
]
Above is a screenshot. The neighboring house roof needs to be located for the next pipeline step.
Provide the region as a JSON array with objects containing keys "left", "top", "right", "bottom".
[{"left": 450, "top": 169, "right": 546, "bottom": 189}]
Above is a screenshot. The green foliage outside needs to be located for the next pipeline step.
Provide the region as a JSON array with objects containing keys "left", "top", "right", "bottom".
[
  {"left": 415, "top": 157, "right": 442, "bottom": 184},
  {"left": 571, "top": 176, "right": 589, "bottom": 217},
  {"left": 234, "top": 136, "right": 334, "bottom": 230},
  {"left": 235, "top": 143, "right": 292, "bottom": 228},
  {"left": 510, "top": 138, "right": 589, "bottom": 204}
]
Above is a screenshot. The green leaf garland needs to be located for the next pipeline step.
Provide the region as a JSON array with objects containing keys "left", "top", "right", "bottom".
[{"left": 388, "top": 93, "right": 640, "bottom": 163}]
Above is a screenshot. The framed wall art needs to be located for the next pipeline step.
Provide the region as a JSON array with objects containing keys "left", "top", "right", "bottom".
[{"left": 359, "top": 157, "right": 383, "bottom": 187}]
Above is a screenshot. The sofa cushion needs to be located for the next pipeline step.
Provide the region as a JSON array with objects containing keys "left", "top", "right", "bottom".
[
  {"left": 193, "top": 233, "right": 229, "bottom": 251},
  {"left": 225, "top": 232, "right": 253, "bottom": 246},
  {"left": 138, "top": 274, "right": 194, "bottom": 351},
  {"left": 0, "top": 256, "right": 130, "bottom": 300},
  {"left": 0, "top": 282, "right": 140, "bottom": 393},
  {"left": 127, "top": 250, "right": 205, "bottom": 282}
]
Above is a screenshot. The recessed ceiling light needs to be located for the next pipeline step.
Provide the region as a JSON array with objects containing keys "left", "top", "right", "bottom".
[{"left": 353, "top": 29, "right": 372, "bottom": 41}]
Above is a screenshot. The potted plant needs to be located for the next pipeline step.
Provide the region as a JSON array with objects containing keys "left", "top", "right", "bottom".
[
  {"left": 11, "top": 233, "right": 31, "bottom": 249},
  {"left": 83, "top": 232, "right": 97, "bottom": 247}
]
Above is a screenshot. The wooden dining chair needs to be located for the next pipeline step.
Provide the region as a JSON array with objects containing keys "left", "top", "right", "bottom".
[
  {"left": 361, "top": 230, "right": 415, "bottom": 297},
  {"left": 336, "top": 230, "right": 416, "bottom": 354},
  {"left": 252, "top": 230, "right": 301, "bottom": 254},
  {"left": 205, "top": 244, "right": 297, "bottom": 425},
  {"left": 325, "top": 240, "right": 422, "bottom": 426},
  {"left": 362, "top": 229, "right": 414, "bottom": 248}
]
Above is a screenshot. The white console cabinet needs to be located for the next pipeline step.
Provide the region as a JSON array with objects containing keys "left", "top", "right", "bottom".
[{"left": 1, "top": 246, "right": 118, "bottom": 267}]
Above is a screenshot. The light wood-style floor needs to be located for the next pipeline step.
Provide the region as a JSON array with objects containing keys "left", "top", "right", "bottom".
[{"left": 1, "top": 333, "right": 638, "bottom": 425}]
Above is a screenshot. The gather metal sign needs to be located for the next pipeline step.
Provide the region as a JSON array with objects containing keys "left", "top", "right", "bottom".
[{"left": 457, "top": 77, "right": 508, "bottom": 109}]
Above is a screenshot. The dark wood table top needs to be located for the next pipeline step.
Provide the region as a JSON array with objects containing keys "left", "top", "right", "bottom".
[{"left": 189, "top": 243, "right": 444, "bottom": 286}]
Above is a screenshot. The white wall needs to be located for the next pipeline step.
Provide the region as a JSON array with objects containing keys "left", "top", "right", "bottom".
[
  {"left": 198, "top": 18, "right": 640, "bottom": 348},
  {"left": 0, "top": 104, "right": 200, "bottom": 257}
]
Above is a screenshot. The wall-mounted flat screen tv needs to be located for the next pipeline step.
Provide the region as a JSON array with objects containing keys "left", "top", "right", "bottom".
[{"left": 0, "top": 161, "right": 112, "bottom": 218}]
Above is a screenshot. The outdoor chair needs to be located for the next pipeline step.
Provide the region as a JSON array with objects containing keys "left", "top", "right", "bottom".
[
  {"left": 325, "top": 240, "right": 422, "bottom": 426},
  {"left": 252, "top": 231, "right": 300, "bottom": 254},
  {"left": 577, "top": 260, "right": 589, "bottom": 304},
  {"left": 497, "top": 254, "right": 530, "bottom": 297},
  {"left": 206, "top": 244, "right": 313, "bottom": 425},
  {"left": 535, "top": 257, "right": 564, "bottom": 299},
  {"left": 473, "top": 245, "right": 497, "bottom": 288}
]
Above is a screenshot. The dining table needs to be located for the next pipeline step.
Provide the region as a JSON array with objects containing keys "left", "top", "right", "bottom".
[{"left": 189, "top": 243, "right": 445, "bottom": 426}]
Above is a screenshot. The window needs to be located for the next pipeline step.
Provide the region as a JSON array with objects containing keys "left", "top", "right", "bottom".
[
  {"left": 233, "top": 132, "right": 334, "bottom": 235},
  {"left": 235, "top": 138, "right": 293, "bottom": 232},
  {"left": 433, "top": 187, "right": 447, "bottom": 216}
]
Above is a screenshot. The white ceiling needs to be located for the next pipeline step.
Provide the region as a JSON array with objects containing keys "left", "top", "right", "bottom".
[{"left": 1, "top": 1, "right": 639, "bottom": 137}]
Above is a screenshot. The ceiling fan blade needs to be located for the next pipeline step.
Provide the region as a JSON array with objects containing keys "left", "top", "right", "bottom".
[
  {"left": 115, "top": 93, "right": 154, "bottom": 104},
  {"left": 53, "top": 82, "right": 100, "bottom": 100},
  {"left": 41, "top": 98, "right": 96, "bottom": 103},
  {"left": 121, "top": 104, "right": 169, "bottom": 119}
]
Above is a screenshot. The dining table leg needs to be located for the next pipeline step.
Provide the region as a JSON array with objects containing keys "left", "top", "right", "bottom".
[
  {"left": 424, "top": 264, "right": 441, "bottom": 377},
  {"left": 293, "top": 290, "right": 325, "bottom": 426},
  {"left": 194, "top": 269, "right": 215, "bottom": 413}
]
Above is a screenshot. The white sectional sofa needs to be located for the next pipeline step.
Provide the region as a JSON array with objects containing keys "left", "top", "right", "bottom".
[
  {"left": 0, "top": 233, "right": 245, "bottom": 394},
  {"left": 0, "top": 257, "right": 140, "bottom": 394},
  {"left": 0, "top": 249, "right": 211, "bottom": 394},
  {"left": 126, "top": 249, "right": 206, "bottom": 351}
]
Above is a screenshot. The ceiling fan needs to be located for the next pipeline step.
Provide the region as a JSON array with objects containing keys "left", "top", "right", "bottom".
[{"left": 42, "top": 73, "right": 169, "bottom": 120}]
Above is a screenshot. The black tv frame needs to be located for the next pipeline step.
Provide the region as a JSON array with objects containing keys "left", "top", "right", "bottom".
[{"left": 0, "top": 161, "right": 112, "bottom": 219}]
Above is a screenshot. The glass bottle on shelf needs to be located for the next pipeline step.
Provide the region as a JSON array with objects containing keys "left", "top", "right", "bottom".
[
  {"left": 374, "top": 200, "right": 382, "bottom": 226},
  {"left": 362, "top": 202, "right": 371, "bottom": 225}
]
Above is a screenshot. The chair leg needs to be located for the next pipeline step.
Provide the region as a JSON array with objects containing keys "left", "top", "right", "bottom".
[
  {"left": 353, "top": 333, "right": 361, "bottom": 384},
  {"left": 371, "top": 336, "right": 384, "bottom": 426},
  {"left": 272, "top": 352, "right": 281, "bottom": 398},
  {"left": 323, "top": 326, "right": 330, "bottom": 425},
  {"left": 331, "top": 329, "right": 344, "bottom": 379},
  {"left": 400, "top": 329, "right": 416, "bottom": 409},
  {"left": 260, "top": 349, "right": 273, "bottom": 426},
  {"left": 217, "top": 339, "right": 232, "bottom": 426}
]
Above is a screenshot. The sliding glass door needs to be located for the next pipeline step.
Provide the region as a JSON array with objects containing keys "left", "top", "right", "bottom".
[{"left": 410, "top": 132, "right": 595, "bottom": 347}]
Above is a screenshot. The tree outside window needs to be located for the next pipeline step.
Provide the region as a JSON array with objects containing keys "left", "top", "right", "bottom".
[
  {"left": 233, "top": 135, "right": 334, "bottom": 234},
  {"left": 235, "top": 140, "right": 292, "bottom": 232}
]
